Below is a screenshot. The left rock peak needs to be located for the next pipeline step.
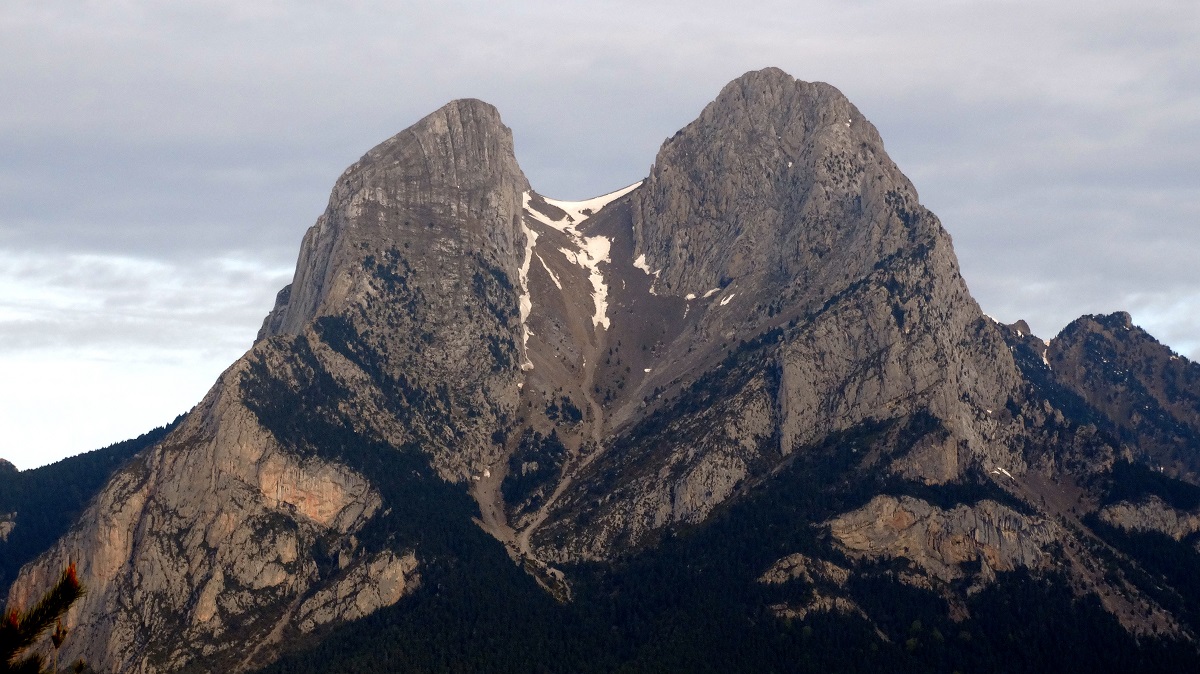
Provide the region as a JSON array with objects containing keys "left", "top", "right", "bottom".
[{"left": 259, "top": 98, "right": 531, "bottom": 338}]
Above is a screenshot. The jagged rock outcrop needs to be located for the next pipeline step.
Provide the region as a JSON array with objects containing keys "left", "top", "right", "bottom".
[
  {"left": 293, "top": 550, "right": 419, "bottom": 633},
  {"left": 260, "top": 99, "right": 530, "bottom": 340},
  {"left": 1100, "top": 496, "right": 1200, "bottom": 540},
  {"left": 758, "top": 553, "right": 851, "bottom": 587},
  {"left": 1048, "top": 312, "right": 1200, "bottom": 483},
  {"left": 756, "top": 555, "right": 883, "bottom": 633},
  {"left": 258, "top": 98, "right": 532, "bottom": 482},
  {"left": 827, "top": 495, "right": 1057, "bottom": 583},
  {"left": 5, "top": 355, "right": 415, "bottom": 673},
  {"left": 635, "top": 68, "right": 905, "bottom": 300},
  {"left": 0, "top": 513, "right": 13, "bottom": 543}
]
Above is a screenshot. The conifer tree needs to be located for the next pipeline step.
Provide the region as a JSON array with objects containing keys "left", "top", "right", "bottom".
[{"left": 0, "top": 564, "right": 84, "bottom": 674}]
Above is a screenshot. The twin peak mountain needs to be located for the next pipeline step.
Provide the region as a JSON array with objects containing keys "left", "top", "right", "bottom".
[{"left": 9, "top": 68, "right": 1200, "bottom": 672}]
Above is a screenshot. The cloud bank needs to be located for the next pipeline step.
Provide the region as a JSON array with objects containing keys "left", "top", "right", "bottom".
[{"left": 2, "top": 0, "right": 1197, "bottom": 467}]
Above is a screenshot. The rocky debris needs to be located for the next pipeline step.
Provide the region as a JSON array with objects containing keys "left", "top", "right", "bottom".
[
  {"left": 1099, "top": 496, "right": 1200, "bottom": 540},
  {"left": 827, "top": 495, "right": 1057, "bottom": 583}
]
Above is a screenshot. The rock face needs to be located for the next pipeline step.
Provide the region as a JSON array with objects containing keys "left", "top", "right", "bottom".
[
  {"left": 758, "top": 553, "right": 851, "bottom": 587},
  {"left": 6, "top": 99, "right": 529, "bottom": 673},
  {"left": 827, "top": 495, "right": 1057, "bottom": 583},
  {"left": 260, "top": 99, "right": 530, "bottom": 341},
  {"left": 637, "top": 69, "right": 912, "bottom": 302},
  {"left": 8, "top": 68, "right": 1200, "bottom": 670},
  {"left": 5, "top": 357, "right": 415, "bottom": 673},
  {"left": 1049, "top": 312, "right": 1200, "bottom": 484},
  {"left": 529, "top": 67, "right": 1020, "bottom": 562},
  {"left": 1100, "top": 497, "right": 1200, "bottom": 540},
  {"left": 257, "top": 98, "right": 531, "bottom": 483}
]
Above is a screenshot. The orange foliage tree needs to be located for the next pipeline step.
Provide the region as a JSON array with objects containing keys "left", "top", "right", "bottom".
[{"left": 0, "top": 564, "right": 84, "bottom": 673}]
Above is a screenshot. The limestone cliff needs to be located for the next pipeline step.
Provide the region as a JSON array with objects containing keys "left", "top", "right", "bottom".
[
  {"left": 1099, "top": 496, "right": 1200, "bottom": 541},
  {"left": 5, "top": 354, "right": 416, "bottom": 673},
  {"left": 7, "top": 98, "right": 531, "bottom": 673},
  {"left": 827, "top": 495, "right": 1058, "bottom": 583},
  {"left": 530, "top": 68, "right": 1022, "bottom": 562}
]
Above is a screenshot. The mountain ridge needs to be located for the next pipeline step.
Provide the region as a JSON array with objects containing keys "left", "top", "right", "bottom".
[{"left": 5, "top": 68, "right": 1200, "bottom": 672}]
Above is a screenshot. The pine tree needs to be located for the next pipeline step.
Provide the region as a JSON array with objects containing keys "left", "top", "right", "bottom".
[{"left": 0, "top": 564, "right": 84, "bottom": 674}]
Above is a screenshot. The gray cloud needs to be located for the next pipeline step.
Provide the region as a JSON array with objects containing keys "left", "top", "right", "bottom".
[
  {"left": 0, "top": 250, "right": 291, "bottom": 354},
  {"left": 2, "top": 0, "right": 1198, "bottom": 466}
]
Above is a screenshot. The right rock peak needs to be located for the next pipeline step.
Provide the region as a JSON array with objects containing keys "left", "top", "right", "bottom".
[{"left": 631, "top": 67, "right": 927, "bottom": 300}]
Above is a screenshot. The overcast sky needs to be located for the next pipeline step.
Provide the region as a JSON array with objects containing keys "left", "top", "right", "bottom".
[{"left": 2, "top": 0, "right": 1197, "bottom": 469}]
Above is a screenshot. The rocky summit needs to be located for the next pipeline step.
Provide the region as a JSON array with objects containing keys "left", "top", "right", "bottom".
[{"left": 4, "top": 68, "right": 1200, "bottom": 673}]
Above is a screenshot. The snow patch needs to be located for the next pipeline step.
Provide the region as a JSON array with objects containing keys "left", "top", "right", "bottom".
[
  {"left": 633, "top": 253, "right": 653, "bottom": 275},
  {"left": 524, "top": 184, "right": 641, "bottom": 332},
  {"left": 720, "top": 293, "right": 736, "bottom": 306},
  {"left": 703, "top": 287, "right": 720, "bottom": 298},
  {"left": 536, "top": 253, "right": 561, "bottom": 290},
  {"left": 685, "top": 292, "right": 696, "bottom": 301},
  {"left": 582, "top": 236, "right": 612, "bottom": 330},
  {"left": 1041, "top": 349, "right": 1052, "bottom": 369},
  {"left": 540, "top": 181, "right": 643, "bottom": 232},
  {"left": 990, "top": 467, "right": 1015, "bottom": 481},
  {"left": 516, "top": 206, "right": 539, "bottom": 370},
  {"left": 644, "top": 368, "right": 652, "bottom": 373}
]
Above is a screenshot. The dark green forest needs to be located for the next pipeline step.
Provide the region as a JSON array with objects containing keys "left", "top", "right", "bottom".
[
  {"left": 0, "top": 418, "right": 181, "bottom": 595},
  {"left": 4, "top": 314, "right": 1200, "bottom": 672},
  {"left": 252, "top": 426, "right": 1199, "bottom": 673},
  {"left": 240, "top": 334, "right": 1200, "bottom": 674}
]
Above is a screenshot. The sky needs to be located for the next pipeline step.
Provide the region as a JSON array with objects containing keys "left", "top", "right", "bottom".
[{"left": 2, "top": 0, "right": 1197, "bottom": 470}]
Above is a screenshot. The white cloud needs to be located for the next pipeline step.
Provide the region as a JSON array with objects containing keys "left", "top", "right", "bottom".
[{"left": 0, "top": 249, "right": 290, "bottom": 468}]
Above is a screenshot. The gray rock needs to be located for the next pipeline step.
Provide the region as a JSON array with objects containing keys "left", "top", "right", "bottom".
[
  {"left": 1100, "top": 496, "right": 1200, "bottom": 540},
  {"left": 827, "top": 495, "right": 1057, "bottom": 583}
]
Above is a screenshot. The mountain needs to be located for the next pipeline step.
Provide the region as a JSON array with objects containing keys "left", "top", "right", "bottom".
[{"left": 5, "top": 68, "right": 1200, "bottom": 672}]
